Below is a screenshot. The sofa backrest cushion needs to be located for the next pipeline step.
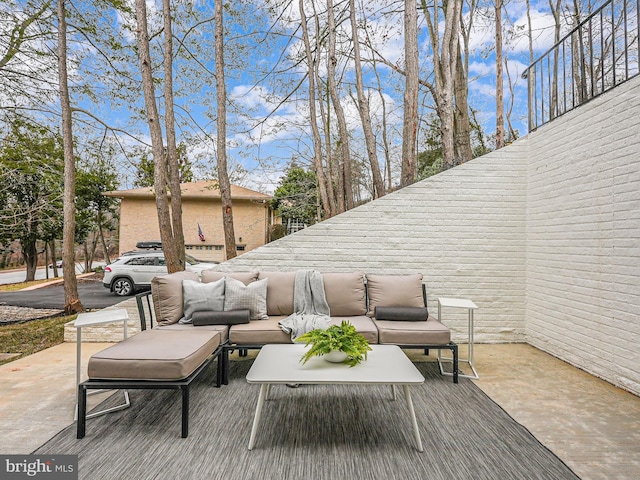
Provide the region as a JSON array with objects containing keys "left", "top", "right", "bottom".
[
  {"left": 322, "top": 272, "right": 367, "bottom": 316},
  {"left": 365, "top": 273, "right": 424, "bottom": 316},
  {"left": 201, "top": 270, "right": 258, "bottom": 285},
  {"left": 257, "top": 271, "right": 295, "bottom": 316},
  {"left": 151, "top": 271, "right": 199, "bottom": 325},
  {"left": 224, "top": 277, "right": 269, "bottom": 320}
]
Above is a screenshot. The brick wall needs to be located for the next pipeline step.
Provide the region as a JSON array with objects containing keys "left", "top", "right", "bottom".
[
  {"left": 118, "top": 197, "right": 270, "bottom": 262},
  {"left": 216, "top": 143, "right": 530, "bottom": 344},
  {"left": 525, "top": 77, "right": 640, "bottom": 395},
  {"left": 211, "top": 76, "right": 640, "bottom": 395}
]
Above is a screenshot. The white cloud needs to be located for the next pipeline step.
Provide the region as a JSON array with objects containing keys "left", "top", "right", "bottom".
[{"left": 469, "top": 61, "right": 495, "bottom": 78}]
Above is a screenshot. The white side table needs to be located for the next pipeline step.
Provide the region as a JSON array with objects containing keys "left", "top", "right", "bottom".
[
  {"left": 437, "top": 297, "right": 479, "bottom": 380},
  {"left": 74, "top": 308, "right": 131, "bottom": 420}
]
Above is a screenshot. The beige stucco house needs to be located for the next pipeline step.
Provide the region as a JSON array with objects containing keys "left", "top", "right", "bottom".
[{"left": 104, "top": 181, "right": 274, "bottom": 262}]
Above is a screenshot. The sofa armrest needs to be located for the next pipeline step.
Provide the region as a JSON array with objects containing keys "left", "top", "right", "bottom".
[{"left": 135, "top": 290, "right": 155, "bottom": 330}]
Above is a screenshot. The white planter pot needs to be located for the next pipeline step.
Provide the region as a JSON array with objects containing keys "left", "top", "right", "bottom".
[{"left": 324, "top": 350, "right": 349, "bottom": 363}]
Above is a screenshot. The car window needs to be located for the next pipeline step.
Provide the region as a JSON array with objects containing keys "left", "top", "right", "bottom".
[
  {"left": 158, "top": 257, "right": 166, "bottom": 266},
  {"left": 126, "top": 256, "right": 157, "bottom": 266}
]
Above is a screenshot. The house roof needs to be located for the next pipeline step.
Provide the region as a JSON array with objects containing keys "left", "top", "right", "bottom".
[{"left": 104, "top": 181, "right": 272, "bottom": 201}]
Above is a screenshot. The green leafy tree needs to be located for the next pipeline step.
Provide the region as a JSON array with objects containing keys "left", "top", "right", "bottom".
[
  {"left": 271, "top": 165, "right": 319, "bottom": 228},
  {"left": 0, "top": 117, "right": 64, "bottom": 281},
  {"left": 76, "top": 155, "right": 120, "bottom": 266}
]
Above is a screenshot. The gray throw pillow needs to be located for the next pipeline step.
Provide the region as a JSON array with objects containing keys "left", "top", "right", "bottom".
[
  {"left": 180, "top": 278, "right": 225, "bottom": 324},
  {"left": 224, "top": 277, "right": 268, "bottom": 320}
]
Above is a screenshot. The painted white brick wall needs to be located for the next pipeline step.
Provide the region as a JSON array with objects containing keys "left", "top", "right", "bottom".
[
  {"left": 214, "top": 76, "right": 640, "bottom": 395},
  {"left": 525, "top": 77, "right": 640, "bottom": 395},
  {"left": 217, "top": 143, "right": 529, "bottom": 344}
]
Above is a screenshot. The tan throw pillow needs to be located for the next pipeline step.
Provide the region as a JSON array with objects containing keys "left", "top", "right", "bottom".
[
  {"left": 224, "top": 277, "right": 268, "bottom": 320},
  {"left": 180, "top": 278, "right": 225, "bottom": 324},
  {"left": 201, "top": 270, "right": 258, "bottom": 285},
  {"left": 322, "top": 272, "right": 367, "bottom": 316},
  {"left": 151, "top": 271, "right": 200, "bottom": 325},
  {"left": 258, "top": 271, "right": 296, "bottom": 316},
  {"left": 366, "top": 273, "right": 424, "bottom": 317}
]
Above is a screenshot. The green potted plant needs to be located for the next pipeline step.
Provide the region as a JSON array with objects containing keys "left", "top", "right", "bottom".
[{"left": 296, "top": 320, "right": 372, "bottom": 367}]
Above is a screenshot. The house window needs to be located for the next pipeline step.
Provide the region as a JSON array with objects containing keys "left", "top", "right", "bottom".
[
  {"left": 214, "top": 245, "right": 223, "bottom": 250},
  {"left": 186, "top": 245, "right": 193, "bottom": 250},
  {"left": 236, "top": 245, "right": 246, "bottom": 251}
]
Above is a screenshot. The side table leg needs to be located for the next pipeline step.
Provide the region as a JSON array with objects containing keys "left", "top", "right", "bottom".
[
  {"left": 403, "top": 385, "right": 423, "bottom": 452},
  {"left": 248, "top": 384, "right": 268, "bottom": 450}
]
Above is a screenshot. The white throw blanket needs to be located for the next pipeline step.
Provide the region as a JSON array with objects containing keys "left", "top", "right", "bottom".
[{"left": 278, "top": 270, "right": 331, "bottom": 340}]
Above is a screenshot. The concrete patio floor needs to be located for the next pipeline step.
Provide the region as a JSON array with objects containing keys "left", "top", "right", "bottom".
[{"left": 0, "top": 342, "right": 638, "bottom": 480}]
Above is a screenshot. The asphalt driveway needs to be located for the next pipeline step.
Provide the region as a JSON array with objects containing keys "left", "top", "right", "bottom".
[{"left": 0, "top": 276, "right": 128, "bottom": 310}]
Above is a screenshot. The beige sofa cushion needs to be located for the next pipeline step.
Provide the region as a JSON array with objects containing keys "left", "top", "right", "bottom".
[
  {"left": 151, "top": 271, "right": 199, "bottom": 326},
  {"left": 201, "top": 270, "right": 258, "bottom": 285},
  {"left": 229, "top": 315, "right": 379, "bottom": 345},
  {"left": 229, "top": 316, "right": 291, "bottom": 344},
  {"left": 322, "top": 272, "right": 367, "bottom": 316},
  {"left": 88, "top": 329, "right": 220, "bottom": 381},
  {"left": 373, "top": 318, "right": 450, "bottom": 345},
  {"left": 155, "top": 323, "right": 229, "bottom": 343},
  {"left": 258, "top": 271, "right": 295, "bottom": 316},
  {"left": 366, "top": 273, "right": 424, "bottom": 316}
]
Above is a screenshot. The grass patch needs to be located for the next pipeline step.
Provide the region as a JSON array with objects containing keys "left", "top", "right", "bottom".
[
  {"left": 0, "top": 315, "right": 76, "bottom": 366},
  {"left": 0, "top": 279, "right": 60, "bottom": 292}
]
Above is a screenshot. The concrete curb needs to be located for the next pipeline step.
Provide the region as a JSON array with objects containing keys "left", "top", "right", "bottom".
[{"left": 20, "top": 273, "right": 97, "bottom": 291}]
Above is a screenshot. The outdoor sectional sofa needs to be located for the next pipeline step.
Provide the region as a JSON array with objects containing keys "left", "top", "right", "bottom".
[{"left": 135, "top": 270, "right": 459, "bottom": 385}]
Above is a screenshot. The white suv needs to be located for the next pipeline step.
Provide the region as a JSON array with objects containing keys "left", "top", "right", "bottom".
[{"left": 103, "top": 251, "right": 217, "bottom": 296}]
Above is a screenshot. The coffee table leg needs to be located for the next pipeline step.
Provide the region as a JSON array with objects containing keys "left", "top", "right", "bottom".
[
  {"left": 403, "top": 385, "right": 423, "bottom": 452},
  {"left": 248, "top": 383, "right": 268, "bottom": 450}
]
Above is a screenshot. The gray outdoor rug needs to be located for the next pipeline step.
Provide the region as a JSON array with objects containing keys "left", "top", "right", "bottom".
[{"left": 35, "top": 360, "right": 580, "bottom": 480}]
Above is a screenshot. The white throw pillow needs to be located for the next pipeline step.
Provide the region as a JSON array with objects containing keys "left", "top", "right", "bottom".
[
  {"left": 224, "top": 277, "right": 268, "bottom": 320},
  {"left": 180, "top": 278, "right": 225, "bottom": 324}
]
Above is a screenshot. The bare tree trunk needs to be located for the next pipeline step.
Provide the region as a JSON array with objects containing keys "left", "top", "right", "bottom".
[
  {"left": 312, "top": 4, "right": 337, "bottom": 217},
  {"left": 48, "top": 240, "right": 58, "bottom": 277},
  {"left": 549, "top": 0, "right": 562, "bottom": 118},
  {"left": 373, "top": 62, "right": 392, "bottom": 190},
  {"left": 327, "top": 0, "right": 353, "bottom": 210},
  {"left": 162, "top": 0, "right": 184, "bottom": 272},
  {"left": 422, "top": 0, "right": 463, "bottom": 170},
  {"left": 349, "top": 0, "right": 384, "bottom": 198},
  {"left": 57, "top": 0, "right": 83, "bottom": 313},
  {"left": 401, "top": 0, "right": 419, "bottom": 187},
  {"left": 22, "top": 237, "right": 38, "bottom": 282},
  {"left": 96, "top": 210, "right": 111, "bottom": 264},
  {"left": 134, "top": 0, "right": 175, "bottom": 269},
  {"left": 440, "top": 0, "right": 462, "bottom": 168},
  {"left": 300, "top": 0, "right": 331, "bottom": 218},
  {"left": 321, "top": 84, "right": 342, "bottom": 214},
  {"left": 495, "top": 0, "right": 505, "bottom": 149},
  {"left": 525, "top": 0, "right": 534, "bottom": 64},
  {"left": 214, "top": 0, "right": 236, "bottom": 260},
  {"left": 504, "top": 56, "right": 518, "bottom": 141},
  {"left": 454, "top": 47, "right": 473, "bottom": 161},
  {"left": 453, "top": 1, "right": 474, "bottom": 162}
]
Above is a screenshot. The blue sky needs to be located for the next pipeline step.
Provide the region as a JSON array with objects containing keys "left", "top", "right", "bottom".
[{"left": 4, "top": 0, "right": 564, "bottom": 194}]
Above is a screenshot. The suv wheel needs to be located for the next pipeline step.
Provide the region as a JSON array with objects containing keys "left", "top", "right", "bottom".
[{"left": 112, "top": 278, "right": 135, "bottom": 296}]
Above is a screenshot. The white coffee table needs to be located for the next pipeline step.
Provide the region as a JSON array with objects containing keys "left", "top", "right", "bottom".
[{"left": 246, "top": 344, "right": 425, "bottom": 451}]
